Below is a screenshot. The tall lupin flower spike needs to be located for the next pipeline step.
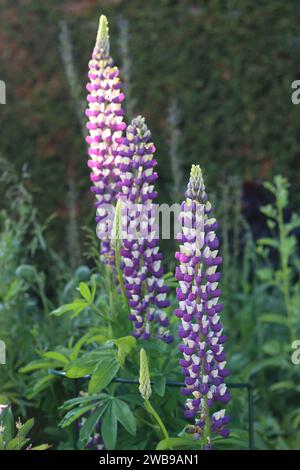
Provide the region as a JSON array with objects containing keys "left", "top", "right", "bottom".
[
  {"left": 86, "top": 15, "right": 126, "bottom": 264},
  {"left": 175, "top": 165, "right": 230, "bottom": 448},
  {"left": 116, "top": 116, "right": 173, "bottom": 343}
]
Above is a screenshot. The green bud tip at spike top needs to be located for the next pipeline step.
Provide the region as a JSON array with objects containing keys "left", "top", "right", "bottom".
[
  {"left": 185, "top": 164, "right": 206, "bottom": 202},
  {"left": 190, "top": 164, "right": 202, "bottom": 180},
  {"left": 139, "top": 348, "right": 152, "bottom": 401},
  {"left": 96, "top": 14, "right": 110, "bottom": 54}
]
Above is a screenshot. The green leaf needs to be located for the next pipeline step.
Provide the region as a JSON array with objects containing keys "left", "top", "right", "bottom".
[
  {"left": 117, "top": 394, "right": 143, "bottom": 407},
  {"left": 27, "top": 375, "right": 55, "bottom": 399},
  {"left": 65, "top": 354, "right": 101, "bottom": 379},
  {"left": 88, "top": 357, "right": 120, "bottom": 394},
  {"left": 270, "top": 381, "right": 295, "bottom": 393},
  {"left": 20, "top": 360, "right": 56, "bottom": 373},
  {"left": 70, "top": 333, "right": 100, "bottom": 361},
  {"left": 86, "top": 334, "right": 108, "bottom": 345},
  {"left": 256, "top": 268, "right": 273, "bottom": 282},
  {"left": 43, "top": 351, "right": 69, "bottom": 366},
  {"left": 101, "top": 404, "right": 117, "bottom": 450},
  {"left": 6, "top": 437, "right": 30, "bottom": 450},
  {"left": 50, "top": 303, "right": 78, "bottom": 316},
  {"left": 286, "top": 214, "right": 300, "bottom": 234},
  {"left": 51, "top": 299, "right": 88, "bottom": 318},
  {"left": 19, "top": 418, "right": 34, "bottom": 439},
  {"left": 156, "top": 437, "right": 195, "bottom": 450},
  {"left": 250, "top": 357, "right": 288, "bottom": 376},
  {"left": 113, "top": 336, "right": 136, "bottom": 365},
  {"left": 258, "top": 238, "right": 279, "bottom": 249},
  {"left": 78, "top": 282, "right": 92, "bottom": 303},
  {"left": 282, "top": 236, "right": 296, "bottom": 259},
  {"left": 260, "top": 204, "right": 276, "bottom": 219},
  {"left": 3, "top": 419, "right": 35, "bottom": 449},
  {"left": 79, "top": 405, "right": 108, "bottom": 446},
  {"left": 31, "top": 443, "right": 51, "bottom": 450},
  {"left": 213, "top": 430, "right": 249, "bottom": 450},
  {"left": 59, "top": 404, "right": 96, "bottom": 429},
  {"left": 113, "top": 399, "right": 136, "bottom": 436},
  {"left": 259, "top": 314, "right": 291, "bottom": 327},
  {"left": 153, "top": 376, "right": 166, "bottom": 397},
  {"left": 262, "top": 340, "right": 281, "bottom": 356},
  {"left": 263, "top": 182, "right": 275, "bottom": 195},
  {"left": 15, "top": 264, "right": 37, "bottom": 282},
  {"left": 60, "top": 394, "right": 108, "bottom": 411},
  {"left": 0, "top": 405, "right": 14, "bottom": 444}
]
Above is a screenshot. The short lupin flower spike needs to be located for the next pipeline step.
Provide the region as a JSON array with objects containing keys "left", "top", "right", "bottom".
[
  {"left": 139, "top": 348, "right": 152, "bottom": 400},
  {"left": 86, "top": 15, "right": 126, "bottom": 264},
  {"left": 175, "top": 165, "right": 230, "bottom": 446},
  {"left": 116, "top": 116, "right": 173, "bottom": 343}
]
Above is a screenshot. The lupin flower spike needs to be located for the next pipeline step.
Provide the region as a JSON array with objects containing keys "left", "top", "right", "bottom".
[
  {"left": 86, "top": 14, "right": 126, "bottom": 264},
  {"left": 139, "top": 348, "right": 152, "bottom": 400},
  {"left": 175, "top": 165, "right": 230, "bottom": 447},
  {"left": 116, "top": 116, "right": 173, "bottom": 343}
]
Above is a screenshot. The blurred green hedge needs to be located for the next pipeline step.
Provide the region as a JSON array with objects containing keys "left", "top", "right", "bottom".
[{"left": 1, "top": 0, "right": 300, "bottom": 250}]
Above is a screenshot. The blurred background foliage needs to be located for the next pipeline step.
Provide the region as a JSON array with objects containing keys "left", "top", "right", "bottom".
[
  {"left": 1, "top": 0, "right": 300, "bottom": 260},
  {"left": 1, "top": 0, "right": 300, "bottom": 450}
]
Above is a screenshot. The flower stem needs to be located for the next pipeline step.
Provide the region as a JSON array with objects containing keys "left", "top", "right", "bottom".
[
  {"left": 144, "top": 399, "right": 169, "bottom": 441},
  {"left": 115, "top": 245, "right": 130, "bottom": 315},
  {"left": 277, "top": 195, "right": 294, "bottom": 341},
  {"left": 203, "top": 398, "right": 211, "bottom": 448},
  {"left": 17, "top": 428, "right": 21, "bottom": 450},
  {"left": 105, "top": 266, "right": 115, "bottom": 318}
]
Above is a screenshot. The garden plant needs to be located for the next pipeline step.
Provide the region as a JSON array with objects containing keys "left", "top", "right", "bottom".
[{"left": 1, "top": 9, "right": 300, "bottom": 453}]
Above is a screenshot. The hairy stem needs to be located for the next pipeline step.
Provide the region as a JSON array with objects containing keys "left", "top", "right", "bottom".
[
  {"left": 115, "top": 246, "right": 130, "bottom": 315},
  {"left": 144, "top": 399, "right": 169, "bottom": 441}
]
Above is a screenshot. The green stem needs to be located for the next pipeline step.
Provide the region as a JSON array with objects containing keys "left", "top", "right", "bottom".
[
  {"left": 17, "top": 427, "right": 21, "bottom": 450},
  {"left": 105, "top": 267, "right": 115, "bottom": 337},
  {"left": 107, "top": 268, "right": 115, "bottom": 318},
  {"left": 144, "top": 399, "right": 169, "bottom": 441},
  {"left": 90, "top": 304, "right": 113, "bottom": 323},
  {"left": 115, "top": 246, "right": 130, "bottom": 315},
  {"left": 200, "top": 332, "right": 211, "bottom": 448},
  {"left": 202, "top": 397, "right": 211, "bottom": 448},
  {"left": 33, "top": 281, "right": 55, "bottom": 346},
  {"left": 277, "top": 198, "right": 294, "bottom": 341}
]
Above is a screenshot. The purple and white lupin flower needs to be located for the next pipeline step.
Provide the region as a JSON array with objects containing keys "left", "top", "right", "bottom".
[
  {"left": 116, "top": 116, "right": 173, "bottom": 343},
  {"left": 86, "top": 15, "right": 126, "bottom": 264},
  {"left": 175, "top": 165, "right": 230, "bottom": 447}
]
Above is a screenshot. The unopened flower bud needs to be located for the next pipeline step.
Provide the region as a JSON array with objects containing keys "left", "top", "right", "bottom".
[
  {"left": 111, "top": 198, "right": 123, "bottom": 250},
  {"left": 139, "top": 348, "right": 152, "bottom": 401},
  {"left": 16, "top": 417, "right": 23, "bottom": 430}
]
